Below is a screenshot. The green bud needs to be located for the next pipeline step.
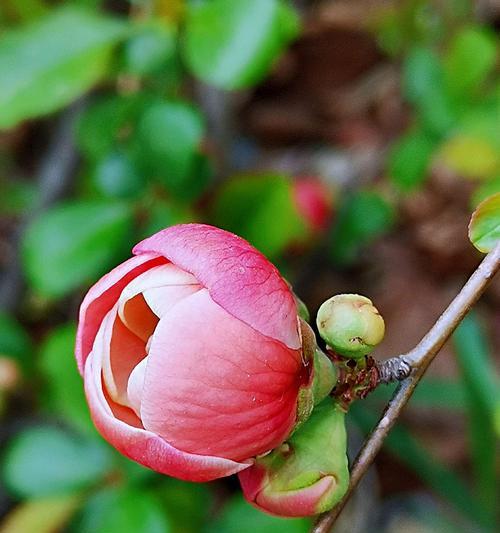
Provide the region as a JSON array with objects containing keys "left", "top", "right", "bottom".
[
  {"left": 312, "top": 349, "right": 337, "bottom": 405},
  {"left": 316, "top": 294, "right": 385, "bottom": 359}
]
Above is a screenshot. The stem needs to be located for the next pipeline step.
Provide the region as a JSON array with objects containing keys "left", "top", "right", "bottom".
[{"left": 312, "top": 242, "right": 500, "bottom": 533}]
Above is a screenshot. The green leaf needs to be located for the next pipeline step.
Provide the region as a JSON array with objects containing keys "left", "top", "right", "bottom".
[
  {"left": 388, "top": 129, "right": 436, "bottom": 190},
  {"left": 0, "top": 7, "right": 128, "bottom": 129},
  {"left": 206, "top": 495, "right": 310, "bottom": 533},
  {"left": 0, "top": 313, "right": 33, "bottom": 371},
  {"left": 444, "top": 27, "right": 497, "bottom": 100},
  {"left": 0, "top": 494, "right": 81, "bottom": 533},
  {"left": 183, "top": 0, "right": 299, "bottom": 89},
  {"left": 210, "top": 174, "right": 306, "bottom": 259},
  {"left": 452, "top": 313, "right": 498, "bottom": 519},
  {"left": 158, "top": 478, "right": 212, "bottom": 533},
  {"left": 73, "top": 486, "right": 171, "bottom": 533},
  {"left": 92, "top": 150, "right": 145, "bottom": 199},
  {"left": 402, "top": 47, "right": 456, "bottom": 136},
  {"left": 122, "top": 22, "right": 176, "bottom": 76},
  {"left": 76, "top": 94, "right": 149, "bottom": 162},
  {"left": 140, "top": 200, "right": 195, "bottom": 239},
  {"left": 349, "top": 404, "right": 489, "bottom": 525},
  {"left": 2, "top": 426, "right": 112, "bottom": 498},
  {"left": 135, "top": 100, "right": 205, "bottom": 197},
  {"left": 437, "top": 134, "right": 500, "bottom": 180},
  {"left": 331, "top": 190, "right": 395, "bottom": 266},
  {"left": 468, "top": 192, "right": 500, "bottom": 252},
  {"left": 38, "top": 323, "right": 93, "bottom": 434},
  {"left": 22, "top": 200, "right": 134, "bottom": 298}
]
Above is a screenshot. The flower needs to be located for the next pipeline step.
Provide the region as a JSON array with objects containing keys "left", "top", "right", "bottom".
[
  {"left": 75, "top": 224, "right": 311, "bottom": 482},
  {"left": 293, "top": 177, "right": 334, "bottom": 233}
]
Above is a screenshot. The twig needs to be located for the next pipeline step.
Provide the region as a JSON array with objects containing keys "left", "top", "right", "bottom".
[{"left": 312, "top": 242, "right": 500, "bottom": 533}]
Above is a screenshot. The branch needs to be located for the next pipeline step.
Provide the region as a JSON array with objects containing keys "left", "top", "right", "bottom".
[{"left": 312, "top": 242, "right": 500, "bottom": 533}]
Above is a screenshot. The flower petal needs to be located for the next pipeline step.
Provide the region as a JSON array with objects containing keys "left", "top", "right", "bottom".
[
  {"left": 141, "top": 289, "right": 304, "bottom": 462},
  {"left": 84, "top": 308, "right": 252, "bottom": 482},
  {"left": 133, "top": 224, "right": 300, "bottom": 350},
  {"left": 76, "top": 253, "right": 165, "bottom": 373}
]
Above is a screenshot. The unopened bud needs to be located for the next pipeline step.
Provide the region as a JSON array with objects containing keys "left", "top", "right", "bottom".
[{"left": 316, "top": 294, "right": 385, "bottom": 359}]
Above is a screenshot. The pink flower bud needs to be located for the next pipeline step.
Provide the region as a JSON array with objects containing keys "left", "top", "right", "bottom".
[
  {"left": 292, "top": 178, "right": 333, "bottom": 233},
  {"left": 75, "top": 224, "right": 311, "bottom": 482}
]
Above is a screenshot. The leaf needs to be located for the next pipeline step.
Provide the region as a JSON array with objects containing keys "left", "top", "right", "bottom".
[
  {"left": 471, "top": 176, "right": 500, "bottom": 208},
  {"left": 452, "top": 313, "right": 498, "bottom": 519},
  {"left": 444, "top": 27, "right": 498, "bottom": 100},
  {"left": 22, "top": 200, "right": 134, "bottom": 298},
  {"left": 468, "top": 192, "right": 500, "bottom": 252},
  {"left": 134, "top": 100, "right": 206, "bottom": 198},
  {"left": 402, "top": 47, "right": 456, "bottom": 137},
  {"left": 388, "top": 129, "right": 436, "bottom": 190},
  {"left": 437, "top": 134, "right": 500, "bottom": 180},
  {"left": 0, "top": 7, "right": 128, "bottom": 129},
  {"left": 0, "top": 494, "right": 81, "bottom": 533},
  {"left": 2, "top": 426, "right": 112, "bottom": 498},
  {"left": 92, "top": 150, "right": 145, "bottom": 199},
  {"left": 38, "top": 323, "right": 93, "bottom": 434},
  {"left": 349, "top": 404, "right": 489, "bottom": 526},
  {"left": 182, "top": 0, "right": 299, "bottom": 89},
  {"left": 330, "top": 190, "right": 395, "bottom": 266},
  {"left": 0, "top": 313, "right": 33, "bottom": 371},
  {"left": 72, "top": 486, "right": 171, "bottom": 533},
  {"left": 140, "top": 200, "right": 195, "bottom": 239},
  {"left": 210, "top": 174, "right": 306, "bottom": 259},
  {"left": 206, "top": 495, "right": 310, "bottom": 533}
]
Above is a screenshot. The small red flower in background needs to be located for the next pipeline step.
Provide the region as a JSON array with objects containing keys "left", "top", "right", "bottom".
[{"left": 293, "top": 177, "right": 334, "bottom": 233}]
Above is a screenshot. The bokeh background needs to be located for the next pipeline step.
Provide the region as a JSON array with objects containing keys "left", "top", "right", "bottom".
[{"left": 0, "top": 1, "right": 499, "bottom": 532}]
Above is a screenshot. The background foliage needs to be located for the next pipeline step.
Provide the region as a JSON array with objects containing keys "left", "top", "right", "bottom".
[{"left": 0, "top": 1, "right": 498, "bottom": 532}]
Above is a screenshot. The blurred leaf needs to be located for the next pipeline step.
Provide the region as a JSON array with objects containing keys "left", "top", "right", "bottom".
[
  {"left": 388, "top": 129, "right": 436, "bottom": 190},
  {"left": 22, "top": 201, "right": 134, "bottom": 298},
  {"left": 76, "top": 94, "right": 148, "bottom": 162},
  {"left": 367, "top": 377, "right": 466, "bottom": 411},
  {"left": 159, "top": 478, "right": 212, "bottom": 533},
  {"left": 183, "top": 0, "right": 299, "bottom": 89},
  {"left": 403, "top": 47, "right": 456, "bottom": 136},
  {"left": 349, "top": 404, "right": 489, "bottom": 525},
  {"left": 444, "top": 27, "right": 497, "bottom": 100},
  {"left": 452, "top": 313, "right": 498, "bottom": 518},
  {"left": 472, "top": 176, "right": 500, "bottom": 207},
  {"left": 0, "top": 7, "right": 128, "bottom": 129},
  {"left": 38, "top": 323, "right": 93, "bottom": 434},
  {"left": 92, "top": 150, "right": 145, "bottom": 199},
  {"left": 0, "top": 313, "right": 33, "bottom": 371},
  {"left": 122, "top": 22, "right": 176, "bottom": 76},
  {"left": 135, "top": 100, "right": 206, "bottom": 198},
  {"left": 211, "top": 174, "right": 306, "bottom": 259},
  {"left": 0, "top": 494, "right": 81, "bottom": 533},
  {"left": 72, "top": 486, "right": 171, "bottom": 533},
  {"left": 437, "top": 135, "right": 499, "bottom": 180},
  {"left": 140, "top": 199, "right": 195, "bottom": 239},
  {"left": 206, "top": 495, "right": 310, "bottom": 533},
  {"left": 2, "top": 426, "right": 112, "bottom": 498},
  {"left": 468, "top": 192, "right": 500, "bottom": 252},
  {"left": 331, "top": 191, "right": 395, "bottom": 266}
]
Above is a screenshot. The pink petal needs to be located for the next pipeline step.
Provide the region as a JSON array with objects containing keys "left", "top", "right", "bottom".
[
  {"left": 76, "top": 253, "right": 165, "bottom": 373},
  {"left": 127, "top": 357, "right": 148, "bottom": 417},
  {"left": 102, "top": 313, "right": 146, "bottom": 407},
  {"left": 133, "top": 224, "right": 300, "bottom": 350},
  {"left": 140, "top": 289, "right": 304, "bottom": 462},
  {"left": 84, "top": 308, "right": 252, "bottom": 481}
]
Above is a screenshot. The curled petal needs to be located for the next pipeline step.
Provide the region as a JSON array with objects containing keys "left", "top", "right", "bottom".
[
  {"left": 85, "top": 308, "right": 252, "bottom": 482},
  {"left": 76, "top": 253, "right": 164, "bottom": 373},
  {"left": 133, "top": 224, "right": 300, "bottom": 350},
  {"left": 141, "top": 289, "right": 304, "bottom": 461}
]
